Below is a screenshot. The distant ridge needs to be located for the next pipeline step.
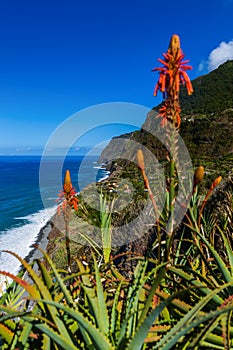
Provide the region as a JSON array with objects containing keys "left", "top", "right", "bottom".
[{"left": 179, "top": 60, "right": 233, "bottom": 115}]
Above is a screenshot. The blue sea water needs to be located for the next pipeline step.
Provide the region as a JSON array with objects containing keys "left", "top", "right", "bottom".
[{"left": 0, "top": 155, "right": 109, "bottom": 274}]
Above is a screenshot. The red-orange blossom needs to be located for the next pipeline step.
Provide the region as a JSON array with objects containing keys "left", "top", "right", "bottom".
[
  {"left": 57, "top": 170, "right": 78, "bottom": 214},
  {"left": 152, "top": 34, "right": 193, "bottom": 128}
]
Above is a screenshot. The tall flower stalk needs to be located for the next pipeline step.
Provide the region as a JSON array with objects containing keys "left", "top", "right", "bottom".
[
  {"left": 57, "top": 170, "right": 78, "bottom": 272},
  {"left": 137, "top": 149, "right": 162, "bottom": 263},
  {"left": 153, "top": 34, "right": 193, "bottom": 256}
]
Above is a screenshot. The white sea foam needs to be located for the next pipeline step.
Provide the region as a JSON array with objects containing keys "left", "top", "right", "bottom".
[
  {"left": 98, "top": 173, "right": 110, "bottom": 182},
  {"left": 0, "top": 206, "right": 56, "bottom": 276}
]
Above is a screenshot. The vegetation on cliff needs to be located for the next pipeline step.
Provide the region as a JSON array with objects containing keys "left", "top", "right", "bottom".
[{"left": 179, "top": 60, "right": 233, "bottom": 115}]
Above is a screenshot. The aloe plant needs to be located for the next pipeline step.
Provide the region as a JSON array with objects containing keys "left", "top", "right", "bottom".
[
  {"left": 99, "top": 191, "right": 113, "bottom": 264},
  {"left": 0, "top": 247, "right": 173, "bottom": 349},
  {"left": 153, "top": 205, "right": 233, "bottom": 349}
]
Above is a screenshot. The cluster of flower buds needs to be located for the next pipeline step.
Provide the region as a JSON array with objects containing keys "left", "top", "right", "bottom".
[{"left": 57, "top": 170, "right": 78, "bottom": 214}]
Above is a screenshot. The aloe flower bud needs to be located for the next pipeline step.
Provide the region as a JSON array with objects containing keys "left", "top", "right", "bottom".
[
  {"left": 136, "top": 149, "right": 145, "bottom": 171},
  {"left": 194, "top": 166, "right": 205, "bottom": 187}
]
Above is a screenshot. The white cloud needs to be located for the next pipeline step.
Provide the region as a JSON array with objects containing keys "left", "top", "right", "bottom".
[
  {"left": 208, "top": 40, "right": 233, "bottom": 71},
  {"left": 198, "top": 61, "right": 206, "bottom": 72},
  {"left": 15, "top": 147, "right": 31, "bottom": 152}
]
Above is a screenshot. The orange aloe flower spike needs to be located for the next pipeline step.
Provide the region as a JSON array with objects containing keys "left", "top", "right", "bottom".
[
  {"left": 56, "top": 169, "right": 79, "bottom": 214},
  {"left": 152, "top": 34, "right": 193, "bottom": 128}
]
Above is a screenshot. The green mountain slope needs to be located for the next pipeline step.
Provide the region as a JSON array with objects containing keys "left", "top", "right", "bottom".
[
  {"left": 179, "top": 60, "right": 233, "bottom": 115},
  {"left": 99, "top": 61, "right": 233, "bottom": 183}
]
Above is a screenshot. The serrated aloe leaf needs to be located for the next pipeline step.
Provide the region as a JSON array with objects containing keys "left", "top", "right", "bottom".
[
  {"left": 169, "top": 266, "right": 223, "bottom": 305},
  {"left": 218, "top": 226, "right": 233, "bottom": 276},
  {"left": 154, "top": 283, "right": 233, "bottom": 350},
  {"left": 41, "top": 333, "right": 51, "bottom": 350},
  {"left": 18, "top": 320, "right": 33, "bottom": 346},
  {"left": 188, "top": 316, "right": 220, "bottom": 348},
  {"left": 35, "top": 323, "right": 78, "bottom": 350},
  {"left": 34, "top": 299, "right": 114, "bottom": 350},
  {"left": 0, "top": 270, "right": 40, "bottom": 300},
  {"left": 93, "top": 255, "right": 109, "bottom": 335},
  {"left": 155, "top": 288, "right": 192, "bottom": 313},
  {"left": 110, "top": 281, "right": 123, "bottom": 340},
  {"left": 0, "top": 323, "right": 14, "bottom": 344},
  {"left": 138, "top": 265, "right": 166, "bottom": 324},
  {"left": 155, "top": 305, "right": 233, "bottom": 350},
  {"left": 192, "top": 229, "right": 233, "bottom": 285},
  {"left": 117, "top": 261, "right": 148, "bottom": 345},
  {"left": 125, "top": 295, "right": 173, "bottom": 350},
  {"left": 76, "top": 259, "right": 99, "bottom": 321},
  {"left": 1, "top": 251, "right": 73, "bottom": 343},
  {"left": 35, "top": 246, "right": 75, "bottom": 307},
  {"left": 36, "top": 259, "right": 53, "bottom": 291},
  {"left": 220, "top": 309, "right": 232, "bottom": 349}
]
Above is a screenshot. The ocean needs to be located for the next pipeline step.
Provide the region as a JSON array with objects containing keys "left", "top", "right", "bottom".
[{"left": 0, "top": 155, "right": 109, "bottom": 275}]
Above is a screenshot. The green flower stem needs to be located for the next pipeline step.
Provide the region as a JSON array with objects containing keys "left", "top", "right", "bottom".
[
  {"left": 64, "top": 207, "right": 71, "bottom": 273},
  {"left": 166, "top": 127, "right": 177, "bottom": 260}
]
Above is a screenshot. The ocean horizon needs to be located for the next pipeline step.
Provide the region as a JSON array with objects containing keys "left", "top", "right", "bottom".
[{"left": 0, "top": 155, "right": 109, "bottom": 275}]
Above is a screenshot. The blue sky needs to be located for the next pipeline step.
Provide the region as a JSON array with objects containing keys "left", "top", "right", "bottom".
[{"left": 1, "top": 0, "right": 233, "bottom": 155}]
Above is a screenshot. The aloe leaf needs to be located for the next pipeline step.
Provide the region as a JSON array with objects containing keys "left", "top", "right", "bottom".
[
  {"left": 118, "top": 261, "right": 148, "bottom": 345},
  {"left": 198, "top": 341, "right": 227, "bottom": 349},
  {"left": 35, "top": 246, "right": 75, "bottom": 307},
  {"left": 155, "top": 288, "right": 192, "bottom": 313},
  {"left": 138, "top": 264, "right": 166, "bottom": 324},
  {"left": 93, "top": 255, "right": 109, "bottom": 335},
  {"left": 169, "top": 266, "right": 224, "bottom": 305},
  {"left": 191, "top": 243, "right": 225, "bottom": 286},
  {"left": 36, "top": 259, "right": 53, "bottom": 291},
  {"left": 154, "top": 283, "right": 233, "bottom": 350},
  {"left": 34, "top": 299, "right": 114, "bottom": 350},
  {"left": 100, "top": 194, "right": 112, "bottom": 264},
  {"left": 110, "top": 281, "right": 123, "bottom": 341},
  {"left": 204, "top": 331, "right": 230, "bottom": 348},
  {"left": 2, "top": 250, "right": 49, "bottom": 291},
  {"left": 218, "top": 226, "right": 233, "bottom": 276},
  {"left": 0, "top": 323, "right": 14, "bottom": 344},
  {"left": 1, "top": 277, "right": 26, "bottom": 310},
  {"left": 76, "top": 259, "right": 99, "bottom": 322},
  {"left": 155, "top": 305, "right": 233, "bottom": 350},
  {"left": 0, "top": 270, "right": 40, "bottom": 300},
  {"left": 18, "top": 320, "right": 33, "bottom": 347},
  {"left": 188, "top": 316, "right": 220, "bottom": 348},
  {"left": 42, "top": 333, "right": 51, "bottom": 350},
  {"left": 35, "top": 323, "right": 79, "bottom": 350},
  {"left": 191, "top": 228, "right": 233, "bottom": 285},
  {"left": 78, "top": 324, "right": 94, "bottom": 349},
  {"left": 220, "top": 309, "right": 232, "bottom": 349},
  {"left": 125, "top": 295, "right": 174, "bottom": 350},
  {"left": 2, "top": 251, "right": 74, "bottom": 343},
  {"left": 127, "top": 261, "right": 147, "bottom": 332}
]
